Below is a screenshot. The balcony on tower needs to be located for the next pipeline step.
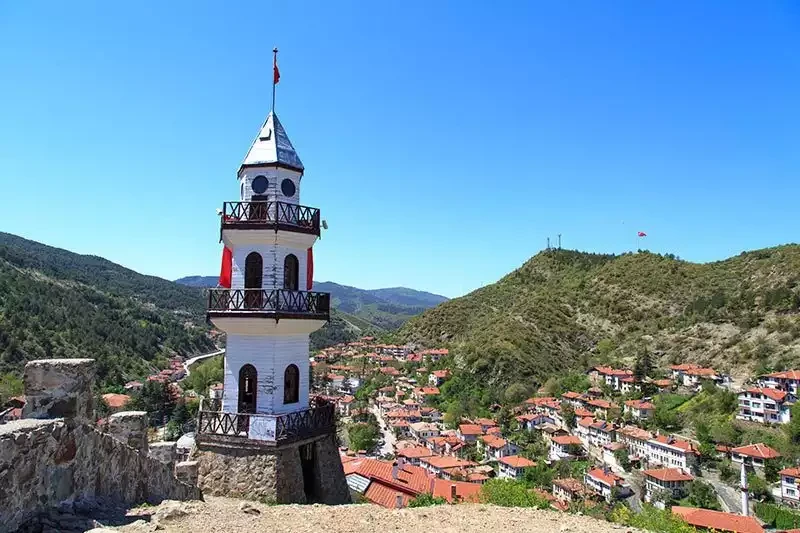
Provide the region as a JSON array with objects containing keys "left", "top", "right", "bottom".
[{"left": 220, "top": 201, "right": 321, "bottom": 249}]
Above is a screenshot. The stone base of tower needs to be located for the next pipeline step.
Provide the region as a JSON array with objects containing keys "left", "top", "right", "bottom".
[{"left": 193, "top": 432, "right": 350, "bottom": 505}]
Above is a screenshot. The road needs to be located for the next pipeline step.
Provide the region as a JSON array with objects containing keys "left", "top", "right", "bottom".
[
  {"left": 619, "top": 470, "right": 643, "bottom": 513},
  {"left": 182, "top": 348, "right": 225, "bottom": 378},
  {"left": 370, "top": 403, "right": 397, "bottom": 457},
  {"left": 701, "top": 469, "right": 743, "bottom": 514}
]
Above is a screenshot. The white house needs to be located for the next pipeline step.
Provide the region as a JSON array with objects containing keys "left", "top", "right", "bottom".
[
  {"left": 457, "top": 424, "right": 483, "bottom": 443},
  {"left": 478, "top": 435, "right": 518, "bottom": 461},
  {"left": 737, "top": 387, "right": 793, "bottom": 425},
  {"left": 549, "top": 435, "right": 584, "bottom": 461},
  {"left": 780, "top": 467, "right": 800, "bottom": 503},
  {"left": 409, "top": 422, "right": 440, "bottom": 443},
  {"left": 584, "top": 468, "right": 632, "bottom": 502},
  {"left": 731, "top": 443, "right": 782, "bottom": 470},
  {"left": 552, "top": 478, "right": 586, "bottom": 503},
  {"left": 624, "top": 399, "right": 655, "bottom": 421},
  {"left": 646, "top": 435, "right": 699, "bottom": 470},
  {"left": 643, "top": 468, "right": 694, "bottom": 509},
  {"left": 758, "top": 370, "right": 800, "bottom": 395},
  {"left": 497, "top": 455, "right": 536, "bottom": 480}
]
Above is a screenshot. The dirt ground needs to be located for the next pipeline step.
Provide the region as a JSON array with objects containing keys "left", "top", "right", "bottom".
[{"left": 114, "top": 497, "right": 637, "bottom": 533}]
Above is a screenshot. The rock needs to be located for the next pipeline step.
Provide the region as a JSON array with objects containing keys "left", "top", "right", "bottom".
[
  {"left": 86, "top": 529, "right": 119, "bottom": 533},
  {"left": 153, "top": 500, "right": 190, "bottom": 523},
  {"left": 239, "top": 501, "right": 261, "bottom": 515}
]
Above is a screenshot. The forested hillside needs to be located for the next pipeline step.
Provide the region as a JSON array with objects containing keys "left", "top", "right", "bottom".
[
  {"left": 0, "top": 233, "right": 215, "bottom": 387},
  {"left": 400, "top": 246, "right": 800, "bottom": 394}
]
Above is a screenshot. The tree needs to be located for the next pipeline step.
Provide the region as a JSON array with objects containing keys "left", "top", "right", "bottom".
[
  {"left": 504, "top": 382, "right": 530, "bottom": 405},
  {"left": 523, "top": 462, "right": 555, "bottom": 489},
  {"left": 561, "top": 403, "right": 577, "bottom": 430},
  {"left": 479, "top": 479, "right": 550, "bottom": 508},
  {"left": 747, "top": 473, "right": 772, "bottom": 502},
  {"left": 633, "top": 350, "right": 653, "bottom": 381},
  {"left": 130, "top": 380, "right": 175, "bottom": 426},
  {"left": 408, "top": 493, "right": 447, "bottom": 507},
  {"left": 786, "top": 402, "right": 800, "bottom": 446},
  {"left": 614, "top": 448, "right": 631, "bottom": 471},
  {"left": 348, "top": 422, "right": 379, "bottom": 452},
  {"left": 687, "top": 480, "right": 720, "bottom": 510}
]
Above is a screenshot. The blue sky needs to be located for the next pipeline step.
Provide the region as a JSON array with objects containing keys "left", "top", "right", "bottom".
[{"left": 1, "top": 2, "right": 798, "bottom": 298}]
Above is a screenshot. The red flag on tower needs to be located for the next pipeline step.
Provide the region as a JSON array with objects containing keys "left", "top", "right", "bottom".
[
  {"left": 219, "top": 246, "right": 232, "bottom": 288},
  {"left": 637, "top": 231, "right": 647, "bottom": 237},
  {"left": 273, "top": 50, "right": 280, "bottom": 85}
]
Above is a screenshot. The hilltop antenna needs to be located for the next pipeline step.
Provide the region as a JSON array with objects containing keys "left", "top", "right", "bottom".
[
  {"left": 558, "top": 234, "right": 562, "bottom": 250},
  {"left": 546, "top": 237, "right": 551, "bottom": 251}
]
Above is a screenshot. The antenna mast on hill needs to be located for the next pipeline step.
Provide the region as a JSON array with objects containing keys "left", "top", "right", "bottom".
[
  {"left": 546, "top": 237, "right": 551, "bottom": 250},
  {"left": 558, "top": 234, "right": 562, "bottom": 250}
]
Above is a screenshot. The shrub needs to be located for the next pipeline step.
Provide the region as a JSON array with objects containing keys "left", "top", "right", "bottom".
[
  {"left": 408, "top": 493, "right": 448, "bottom": 508},
  {"left": 479, "top": 479, "right": 550, "bottom": 508}
]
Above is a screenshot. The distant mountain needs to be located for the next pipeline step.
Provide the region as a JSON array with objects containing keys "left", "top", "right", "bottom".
[
  {"left": 0, "top": 232, "right": 216, "bottom": 387},
  {"left": 174, "top": 275, "right": 218, "bottom": 288},
  {"left": 175, "top": 277, "right": 448, "bottom": 331}
]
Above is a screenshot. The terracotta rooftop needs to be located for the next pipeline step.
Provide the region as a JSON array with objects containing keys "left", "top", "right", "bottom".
[
  {"left": 765, "top": 369, "right": 800, "bottom": 380},
  {"left": 586, "top": 468, "right": 626, "bottom": 488},
  {"left": 458, "top": 424, "right": 483, "bottom": 436},
  {"left": 744, "top": 387, "right": 788, "bottom": 402},
  {"left": 731, "top": 443, "right": 781, "bottom": 459},
  {"left": 498, "top": 455, "right": 536, "bottom": 468},
  {"left": 397, "top": 446, "right": 434, "bottom": 459},
  {"left": 553, "top": 477, "right": 585, "bottom": 493},
  {"left": 671, "top": 506, "right": 764, "bottom": 533},
  {"left": 552, "top": 435, "right": 583, "bottom": 446},
  {"left": 644, "top": 468, "right": 694, "bottom": 482}
]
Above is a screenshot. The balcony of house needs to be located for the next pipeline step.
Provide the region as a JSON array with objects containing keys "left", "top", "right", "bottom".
[
  {"left": 220, "top": 201, "right": 321, "bottom": 248},
  {"left": 196, "top": 401, "right": 336, "bottom": 447},
  {"left": 207, "top": 288, "right": 330, "bottom": 334}
]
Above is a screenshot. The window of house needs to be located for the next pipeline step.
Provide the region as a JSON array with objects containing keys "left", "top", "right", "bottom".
[
  {"left": 252, "top": 175, "right": 269, "bottom": 194},
  {"left": 283, "top": 254, "right": 299, "bottom": 291},
  {"left": 281, "top": 178, "right": 296, "bottom": 197}
]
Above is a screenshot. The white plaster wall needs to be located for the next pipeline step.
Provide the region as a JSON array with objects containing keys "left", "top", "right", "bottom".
[
  {"left": 238, "top": 167, "right": 302, "bottom": 205},
  {"left": 231, "top": 244, "right": 308, "bottom": 291},
  {"left": 222, "top": 333, "right": 310, "bottom": 415}
]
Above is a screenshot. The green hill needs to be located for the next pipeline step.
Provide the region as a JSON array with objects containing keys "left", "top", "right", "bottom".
[
  {"left": 0, "top": 233, "right": 216, "bottom": 387},
  {"left": 399, "top": 246, "right": 800, "bottom": 392}
]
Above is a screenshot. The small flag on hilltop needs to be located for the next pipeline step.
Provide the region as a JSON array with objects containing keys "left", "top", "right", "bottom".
[
  {"left": 637, "top": 231, "right": 647, "bottom": 237},
  {"left": 273, "top": 48, "right": 280, "bottom": 85}
]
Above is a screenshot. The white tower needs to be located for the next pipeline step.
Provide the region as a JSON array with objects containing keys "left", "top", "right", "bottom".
[{"left": 208, "top": 110, "right": 329, "bottom": 423}]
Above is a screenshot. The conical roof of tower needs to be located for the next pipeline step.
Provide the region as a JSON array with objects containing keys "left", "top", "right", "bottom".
[{"left": 240, "top": 111, "right": 304, "bottom": 173}]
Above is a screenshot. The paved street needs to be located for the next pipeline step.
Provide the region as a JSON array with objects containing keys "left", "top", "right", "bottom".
[
  {"left": 619, "top": 470, "right": 643, "bottom": 513},
  {"left": 702, "top": 469, "right": 742, "bottom": 514},
  {"left": 370, "top": 403, "right": 397, "bottom": 456}
]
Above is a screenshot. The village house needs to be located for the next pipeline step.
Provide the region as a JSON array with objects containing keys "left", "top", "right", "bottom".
[
  {"left": 737, "top": 387, "right": 794, "bottom": 424},
  {"left": 396, "top": 446, "right": 434, "bottom": 466},
  {"left": 497, "top": 455, "right": 536, "bottom": 480},
  {"left": 652, "top": 379, "right": 674, "bottom": 393},
  {"left": 617, "top": 425, "right": 653, "bottom": 460},
  {"left": 477, "top": 435, "right": 519, "bottom": 461},
  {"left": 420, "top": 406, "right": 442, "bottom": 423},
  {"left": 624, "top": 399, "right": 655, "bottom": 421},
  {"left": 419, "top": 348, "right": 448, "bottom": 362},
  {"left": 584, "top": 467, "right": 632, "bottom": 502},
  {"left": 426, "top": 435, "right": 462, "bottom": 457},
  {"left": 588, "top": 366, "right": 634, "bottom": 391},
  {"left": 586, "top": 398, "right": 619, "bottom": 419},
  {"left": 390, "top": 420, "right": 411, "bottom": 438},
  {"left": 586, "top": 419, "right": 617, "bottom": 448},
  {"left": 731, "top": 443, "right": 782, "bottom": 471},
  {"left": 337, "top": 395, "right": 355, "bottom": 417},
  {"left": 457, "top": 423, "right": 483, "bottom": 443},
  {"left": 550, "top": 434, "right": 584, "bottom": 461},
  {"left": 419, "top": 455, "right": 475, "bottom": 478},
  {"left": 413, "top": 387, "right": 440, "bottom": 402},
  {"left": 538, "top": 423, "right": 569, "bottom": 446},
  {"left": 671, "top": 364, "right": 727, "bottom": 389},
  {"left": 670, "top": 506, "right": 764, "bottom": 533},
  {"left": 562, "top": 391, "right": 587, "bottom": 409},
  {"left": 516, "top": 413, "right": 554, "bottom": 432},
  {"left": 779, "top": 466, "right": 800, "bottom": 503},
  {"left": 552, "top": 478, "right": 587, "bottom": 504},
  {"left": 620, "top": 376, "right": 642, "bottom": 395},
  {"left": 647, "top": 434, "right": 699, "bottom": 470},
  {"left": 409, "top": 422, "right": 440, "bottom": 443},
  {"left": 758, "top": 369, "right": 800, "bottom": 395},
  {"left": 327, "top": 374, "right": 345, "bottom": 389},
  {"left": 601, "top": 442, "right": 628, "bottom": 471},
  {"left": 643, "top": 468, "right": 694, "bottom": 509},
  {"left": 428, "top": 369, "right": 451, "bottom": 386},
  {"left": 124, "top": 380, "right": 143, "bottom": 392}
]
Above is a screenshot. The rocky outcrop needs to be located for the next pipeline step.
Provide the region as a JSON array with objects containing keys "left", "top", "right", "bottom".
[
  {"left": 106, "top": 411, "right": 148, "bottom": 453},
  {"left": 0, "top": 418, "right": 201, "bottom": 532}
]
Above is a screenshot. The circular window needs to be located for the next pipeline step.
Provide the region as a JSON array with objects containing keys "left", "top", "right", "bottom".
[
  {"left": 281, "top": 179, "right": 296, "bottom": 197},
  {"left": 252, "top": 175, "right": 268, "bottom": 194}
]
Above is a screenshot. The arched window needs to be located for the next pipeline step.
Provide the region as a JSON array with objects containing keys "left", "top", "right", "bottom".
[
  {"left": 283, "top": 254, "right": 299, "bottom": 291},
  {"left": 284, "top": 364, "right": 299, "bottom": 404},
  {"left": 244, "top": 252, "right": 263, "bottom": 308},
  {"left": 238, "top": 364, "right": 258, "bottom": 413}
]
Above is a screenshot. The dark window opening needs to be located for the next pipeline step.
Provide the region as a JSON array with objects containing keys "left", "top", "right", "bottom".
[
  {"left": 238, "top": 364, "right": 258, "bottom": 414},
  {"left": 283, "top": 254, "right": 299, "bottom": 291},
  {"left": 281, "top": 178, "right": 296, "bottom": 197},
  {"left": 284, "top": 364, "right": 299, "bottom": 404},
  {"left": 252, "top": 175, "right": 269, "bottom": 194},
  {"left": 245, "top": 252, "right": 263, "bottom": 308}
]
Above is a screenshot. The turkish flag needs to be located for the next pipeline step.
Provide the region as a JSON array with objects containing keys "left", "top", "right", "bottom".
[
  {"left": 273, "top": 55, "right": 280, "bottom": 85},
  {"left": 637, "top": 231, "right": 647, "bottom": 237},
  {"left": 219, "top": 247, "right": 232, "bottom": 288},
  {"left": 307, "top": 248, "right": 314, "bottom": 291}
]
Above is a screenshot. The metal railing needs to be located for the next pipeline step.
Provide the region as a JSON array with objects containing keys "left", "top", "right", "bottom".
[
  {"left": 196, "top": 403, "right": 336, "bottom": 445},
  {"left": 221, "top": 201, "right": 321, "bottom": 235},
  {"left": 207, "top": 289, "right": 330, "bottom": 318}
]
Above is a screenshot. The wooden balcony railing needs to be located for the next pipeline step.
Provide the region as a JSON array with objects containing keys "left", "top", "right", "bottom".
[
  {"left": 196, "top": 403, "right": 336, "bottom": 445},
  {"left": 221, "top": 201, "right": 321, "bottom": 235},
  {"left": 207, "top": 289, "right": 330, "bottom": 320}
]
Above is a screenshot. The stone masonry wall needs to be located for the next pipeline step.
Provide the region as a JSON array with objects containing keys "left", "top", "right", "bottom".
[
  {"left": 22, "top": 359, "right": 95, "bottom": 424},
  {"left": 0, "top": 418, "right": 201, "bottom": 532},
  {"left": 310, "top": 434, "right": 351, "bottom": 505}
]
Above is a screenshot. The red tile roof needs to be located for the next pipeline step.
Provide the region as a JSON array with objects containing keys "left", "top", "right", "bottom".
[
  {"left": 731, "top": 443, "right": 781, "bottom": 459},
  {"left": 552, "top": 435, "right": 583, "bottom": 446},
  {"left": 588, "top": 399, "right": 618, "bottom": 410},
  {"left": 364, "top": 481, "right": 411, "bottom": 508},
  {"left": 586, "top": 468, "right": 625, "bottom": 488},
  {"left": 498, "top": 455, "right": 536, "bottom": 468},
  {"left": 431, "top": 479, "right": 481, "bottom": 502},
  {"left": 397, "top": 446, "right": 434, "bottom": 459},
  {"left": 553, "top": 478, "right": 585, "bottom": 493},
  {"left": 624, "top": 399, "right": 655, "bottom": 410},
  {"left": 765, "top": 370, "right": 800, "bottom": 380},
  {"left": 651, "top": 435, "right": 699, "bottom": 455},
  {"left": 644, "top": 468, "right": 694, "bottom": 482},
  {"left": 474, "top": 417, "right": 498, "bottom": 427},
  {"left": 779, "top": 467, "right": 800, "bottom": 478},
  {"left": 458, "top": 424, "right": 483, "bottom": 436},
  {"left": 744, "top": 387, "right": 788, "bottom": 402},
  {"left": 671, "top": 506, "right": 764, "bottom": 533},
  {"left": 422, "top": 456, "right": 474, "bottom": 469},
  {"left": 562, "top": 391, "right": 583, "bottom": 400},
  {"left": 479, "top": 435, "right": 508, "bottom": 449}
]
